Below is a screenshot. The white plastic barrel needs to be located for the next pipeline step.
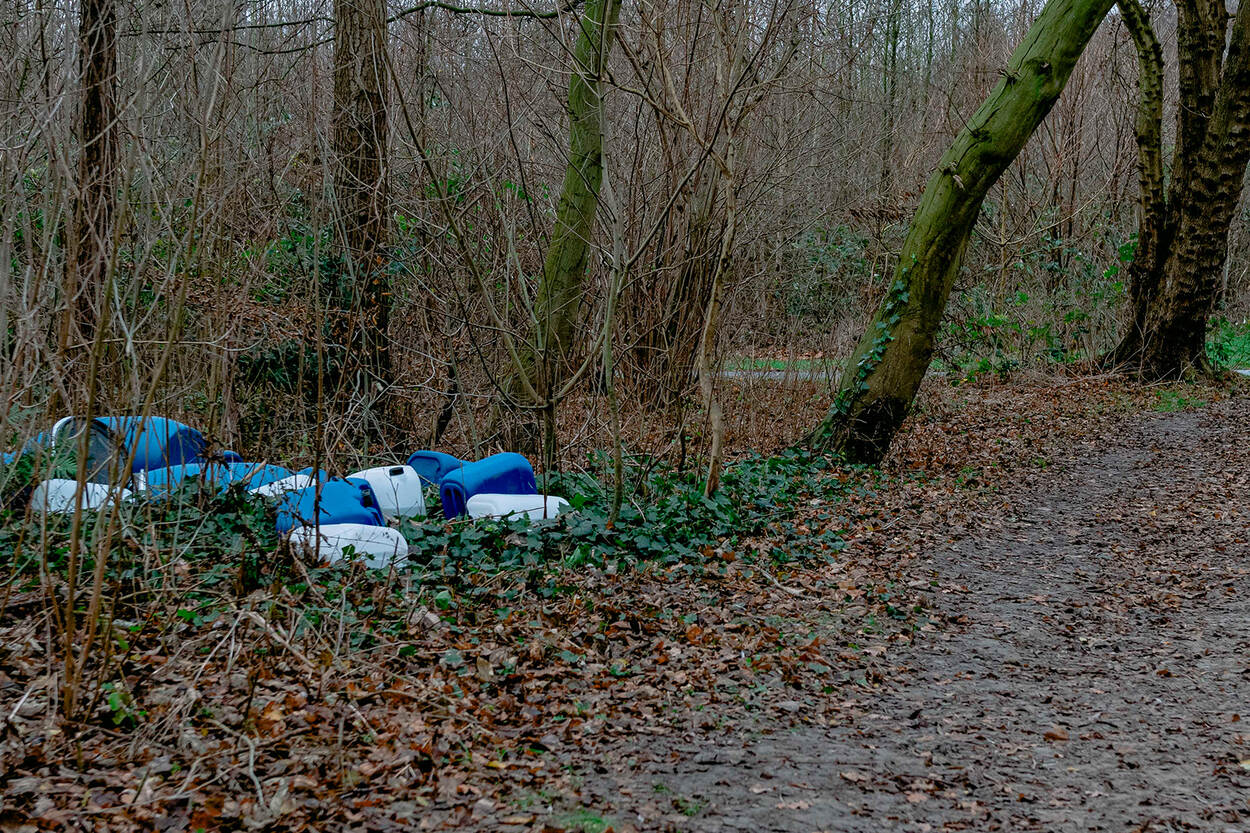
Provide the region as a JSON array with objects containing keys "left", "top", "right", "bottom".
[
  {"left": 288, "top": 523, "right": 409, "bottom": 569},
  {"left": 346, "top": 465, "right": 426, "bottom": 519},
  {"left": 250, "top": 473, "right": 317, "bottom": 498},
  {"left": 30, "top": 479, "right": 132, "bottom": 515},
  {"left": 465, "top": 493, "right": 569, "bottom": 521}
]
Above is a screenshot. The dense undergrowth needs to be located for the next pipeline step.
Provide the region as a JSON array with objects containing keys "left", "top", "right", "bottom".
[
  {"left": 0, "top": 451, "right": 852, "bottom": 659},
  {"left": 1206, "top": 316, "right": 1250, "bottom": 369},
  {"left": 726, "top": 315, "right": 1250, "bottom": 384}
]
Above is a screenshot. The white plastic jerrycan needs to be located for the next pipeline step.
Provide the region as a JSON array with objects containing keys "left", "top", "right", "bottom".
[
  {"left": 346, "top": 465, "right": 426, "bottom": 519},
  {"left": 289, "top": 523, "right": 409, "bottom": 569},
  {"left": 465, "top": 493, "right": 569, "bottom": 521},
  {"left": 30, "top": 479, "right": 132, "bottom": 515},
  {"left": 250, "top": 473, "right": 317, "bottom": 499}
]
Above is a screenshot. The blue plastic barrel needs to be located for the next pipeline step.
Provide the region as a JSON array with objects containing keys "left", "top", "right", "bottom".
[
  {"left": 2, "top": 418, "right": 123, "bottom": 484},
  {"left": 406, "top": 450, "right": 465, "bottom": 486},
  {"left": 145, "top": 462, "right": 292, "bottom": 494},
  {"left": 97, "top": 417, "right": 206, "bottom": 473},
  {"left": 438, "top": 452, "right": 536, "bottom": 519}
]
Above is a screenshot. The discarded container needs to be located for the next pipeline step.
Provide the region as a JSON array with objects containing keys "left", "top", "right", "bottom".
[
  {"left": 406, "top": 450, "right": 465, "bottom": 486},
  {"left": 289, "top": 523, "right": 408, "bottom": 569},
  {"left": 96, "top": 417, "right": 206, "bottom": 473},
  {"left": 250, "top": 472, "right": 317, "bottom": 498},
  {"left": 144, "top": 462, "right": 292, "bottom": 495},
  {"left": 3, "top": 417, "right": 127, "bottom": 486},
  {"left": 0, "top": 418, "right": 122, "bottom": 515},
  {"left": 30, "top": 479, "right": 132, "bottom": 514},
  {"left": 226, "top": 462, "right": 292, "bottom": 490},
  {"left": 465, "top": 493, "right": 569, "bottom": 521},
  {"left": 274, "top": 478, "right": 385, "bottom": 534},
  {"left": 347, "top": 465, "right": 426, "bottom": 519},
  {"left": 439, "top": 452, "right": 537, "bottom": 519},
  {"left": 46, "top": 417, "right": 126, "bottom": 484}
]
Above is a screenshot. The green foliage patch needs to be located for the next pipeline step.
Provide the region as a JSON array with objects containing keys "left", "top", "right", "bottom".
[
  {"left": 399, "top": 450, "right": 848, "bottom": 600},
  {"left": 0, "top": 451, "right": 849, "bottom": 647},
  {"left": 781, "top": 225, "right": 874, "bottom": 322},
  {"left": 0, "top": 476, "right": 281, "bottom": 591},
  {"left": 1206, "top": 317, "right": 1250, "bottom": 370},
  {"left": 940, "top": 234, "right": 1134, "bottom": 378},
  {"left": 1153, "top": 389, "right": 1207, "bottom": 413}
]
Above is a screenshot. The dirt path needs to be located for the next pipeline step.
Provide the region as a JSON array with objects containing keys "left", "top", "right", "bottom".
[{"left": 580, "top": 401, "right": 1250, "bottom": 831}]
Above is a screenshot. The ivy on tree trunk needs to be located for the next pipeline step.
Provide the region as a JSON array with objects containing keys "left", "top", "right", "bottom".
[{"left": 807, "top": 0, "right": 1115, "bottom": 464}]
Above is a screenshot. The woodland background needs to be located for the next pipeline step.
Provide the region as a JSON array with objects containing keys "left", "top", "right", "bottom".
[
  {"left": 3, "top": 2, "right": 1250, "bottom": 830},
  {"left": 4, "top": 0, "right": 1247, "bottom": 469}
]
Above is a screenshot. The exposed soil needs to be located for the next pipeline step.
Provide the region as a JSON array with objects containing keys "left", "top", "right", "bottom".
[{"left": 575, "top": 396, "right": 1250, "bottom": 831}]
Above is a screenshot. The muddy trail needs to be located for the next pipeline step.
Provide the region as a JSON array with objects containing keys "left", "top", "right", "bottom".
[{"left": 579, "top": 401, "right": 1250, "bottom": 831}]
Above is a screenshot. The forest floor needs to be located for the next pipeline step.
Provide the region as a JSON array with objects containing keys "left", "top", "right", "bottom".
[
  {"left": 570, "top": 388, "right": 1250, "bottom": 832},
  {"left": 1, "top": 374, "right": 1247, "bottom": 832}
]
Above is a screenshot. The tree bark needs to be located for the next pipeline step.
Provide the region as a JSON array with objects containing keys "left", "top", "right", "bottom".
[
  {"left": 1108, "top": 0, "right": 1165, "bottom": 364},
  {"left": 332, "top": 0, "right": 390, "bottom": 410},
  {"left": 516, "top": 0, "right": 621, "bottom": 401},
  {"left": 1128, "top": 0, "right": 1250, "bottom": 377},
  {"left": 66, "top": 0, "right": 118, "bottom": 347},
  {"left": 808, "top": 0, "right": 1115, "bottom": 464},
  {"left": 1171, "top": 0, "right": 1223, "bottom": 204}
]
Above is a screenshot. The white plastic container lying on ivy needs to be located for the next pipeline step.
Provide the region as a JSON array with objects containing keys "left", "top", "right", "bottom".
[
  {"left": 30, "top": 479, "right": 132, "bottom": 515},
  {"left": 345, "top": 465, "right": 426, "bottom": 519},
  {"left": 250, "top": 473, "right": 317, "bottom": 498},
  {"left": 288, "top": 523, "right": 408, "bottom": 569},
  {"left": 465, "top": 493, "right": 569, "bottom": 521}
]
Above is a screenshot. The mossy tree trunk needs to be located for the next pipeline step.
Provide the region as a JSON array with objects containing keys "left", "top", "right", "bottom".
[
  {"left": 1111, "top": 0, "right": 1250, "bottom": 379},
  {"left": 332, "top": 0, "right": 390, "bottom": 428},
  {"left": 807, "top": 0, "right": 1115, "bottom": 464},
  {"left": 514, "top": 0, "right": 621, "bottom": 402}
]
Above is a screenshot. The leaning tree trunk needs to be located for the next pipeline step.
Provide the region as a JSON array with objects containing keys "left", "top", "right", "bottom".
[
  {"left": 514, "top": 0, "right": 621, "bottom": 401},
  {"left": 66, "top": 0, "right": 118, "bottom": 348},
  {"left": 806, "top": 0, "right": 1114, "bottom": 464},
  {"left": 332, "top": 0, "right": 390, "bottom": 423},
  {"left": 1111, "top": 0, "right": 1250, "bottom": 379}
]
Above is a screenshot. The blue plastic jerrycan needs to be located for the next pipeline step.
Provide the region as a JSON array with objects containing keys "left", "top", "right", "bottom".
[{"left": 274, "top": 478, "right": 386, "bottom": 534}]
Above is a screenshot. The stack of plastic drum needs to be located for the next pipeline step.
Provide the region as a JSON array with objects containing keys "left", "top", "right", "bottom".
[{"left": 3, "top": 412, "right": 573, "bottom": 570}]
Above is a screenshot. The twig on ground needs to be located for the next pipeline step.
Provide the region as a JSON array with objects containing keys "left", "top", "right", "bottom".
[
  {"left": 238, "top": 610, "right": 317, "bottom": 673},
  {"left": 755, "top": 564, "right": 806, "bottom": 597}
]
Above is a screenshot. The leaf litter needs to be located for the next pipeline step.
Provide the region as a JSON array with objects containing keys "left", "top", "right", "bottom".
[{"left": 0, "top": 373, "right": 1245, "bottom": 831}]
